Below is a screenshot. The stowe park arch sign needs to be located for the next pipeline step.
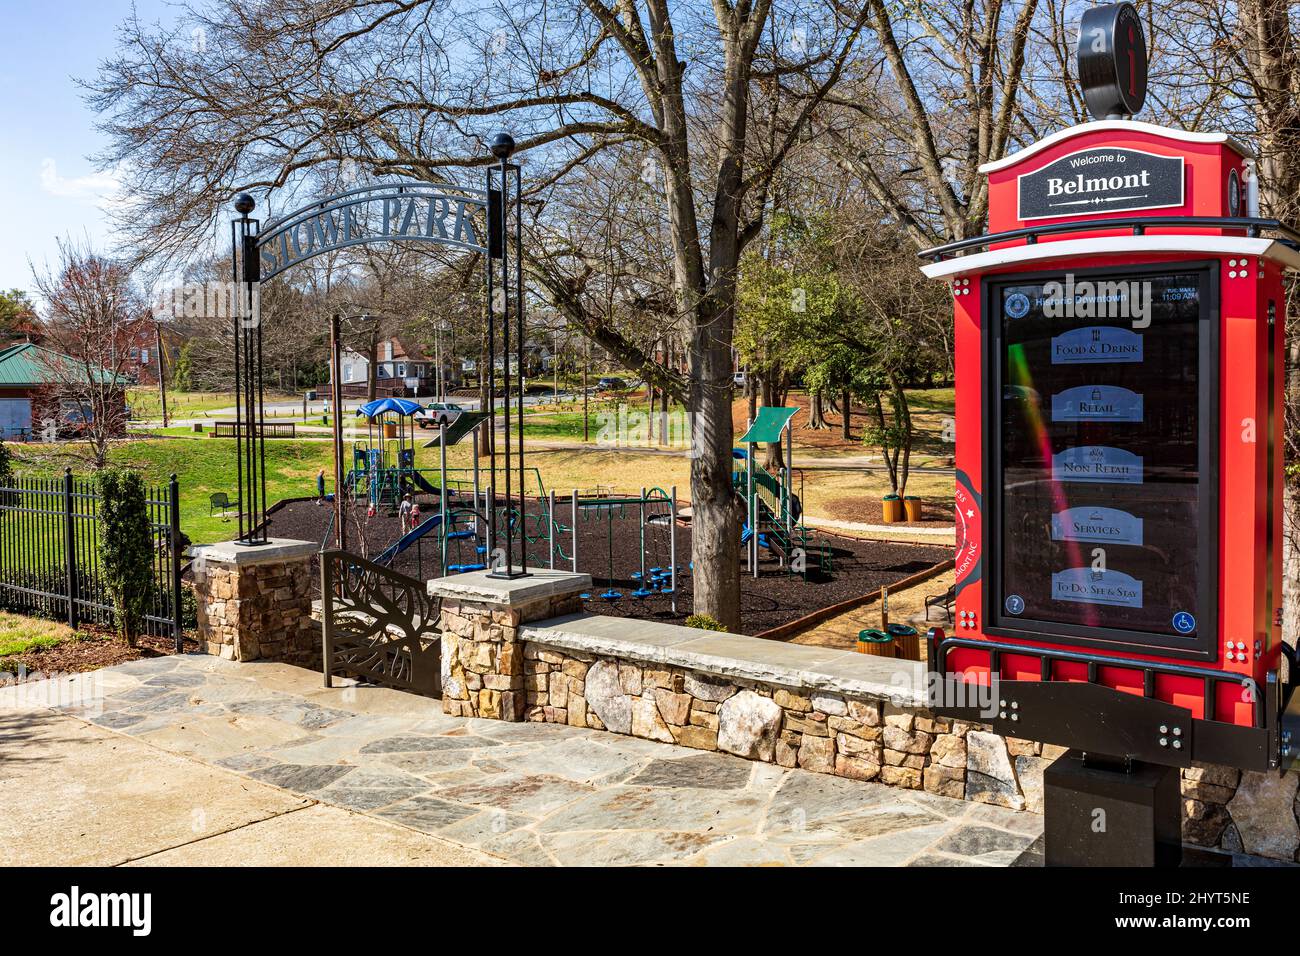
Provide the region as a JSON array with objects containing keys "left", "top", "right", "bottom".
[
  {"left": 254, "top": 182, "right": 493, "bottom": 281},
  {"left": 227, "top": 133, "right": 532, "bottom": 577}
]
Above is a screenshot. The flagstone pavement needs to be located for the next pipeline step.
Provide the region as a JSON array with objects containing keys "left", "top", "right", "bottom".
[{"left": 0, "top": 654, "right": 1047, "bottom": 867}]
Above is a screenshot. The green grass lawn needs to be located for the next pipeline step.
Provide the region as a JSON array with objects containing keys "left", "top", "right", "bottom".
[
  {"left": 0, "top": 612, "right": 76, "bottom": 657},
  {"left": 12, "top": 436, "right": 338, "bottom": 545},
  {"left": 127, "top": 388, "right": 302, "bottom": 421},
  {"left": 8, "top": 385, "right": 957, "bottom": 546},
  {"left": 521, "top": 402, "right": 689, "bottom": 443}
]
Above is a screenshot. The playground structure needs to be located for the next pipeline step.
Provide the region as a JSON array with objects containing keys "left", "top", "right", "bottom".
[
  {"left": 340, "top": 399, "right": 832, "bottom": 605},
  {"left": 334, "top": 400, "right": 684, "bottom": 605},
  {"left": 734, "top": 406, "right": 831, "bottom": 580},
  {"left": 348, "top": 398, "right": 445, "bottom": 510}
]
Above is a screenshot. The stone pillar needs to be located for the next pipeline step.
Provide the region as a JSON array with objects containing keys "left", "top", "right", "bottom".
[
  {"left": 429, "top": 569, "right": 590, "bottom": 720},
  {"left": 190, "top": 539, "right": 319, "bottom": 666}
]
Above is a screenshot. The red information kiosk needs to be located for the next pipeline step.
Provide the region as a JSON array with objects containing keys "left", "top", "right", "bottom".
[{"left": 919, "top": 3, "right": 1300, "bottom": 865}]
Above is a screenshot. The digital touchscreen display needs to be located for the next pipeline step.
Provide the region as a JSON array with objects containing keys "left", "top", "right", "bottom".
[{"left": 995, "top": 270, "right": 1211, "bottom": 646}]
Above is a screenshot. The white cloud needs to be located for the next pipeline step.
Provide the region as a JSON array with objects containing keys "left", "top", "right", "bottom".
[{"left": 39, "top": 157, "right": 122, "bottom": 209}]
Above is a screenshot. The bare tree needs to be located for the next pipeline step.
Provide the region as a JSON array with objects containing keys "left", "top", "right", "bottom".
[
  {"left": 90, "top": 0, "right": 872, "bottom": 630},
  {"left": 30, "top": 240, "right": 145, "bottom": 468}
]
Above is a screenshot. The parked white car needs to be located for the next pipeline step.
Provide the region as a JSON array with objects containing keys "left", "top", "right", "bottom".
[{"left": 414, "top": 402, "right": 465, "bottom": 428}]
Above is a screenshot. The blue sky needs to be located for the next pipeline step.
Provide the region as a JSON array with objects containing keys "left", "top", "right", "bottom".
[{"left": 0, "top": 0, "right": 173, "bottom": 292}]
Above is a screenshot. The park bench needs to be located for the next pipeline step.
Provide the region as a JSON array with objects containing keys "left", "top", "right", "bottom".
[{"left": 925, "top": 583, "right": 955, "bottom": 623}]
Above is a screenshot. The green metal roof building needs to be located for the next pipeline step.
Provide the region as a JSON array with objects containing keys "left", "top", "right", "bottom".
[{"left": 0, "top": 342, "right": 128, "bottom": 439}]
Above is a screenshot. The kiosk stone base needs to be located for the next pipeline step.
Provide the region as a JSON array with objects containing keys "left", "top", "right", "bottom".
[{"left": 1044, "top": 750, "right": 1182, "bottom": 867}]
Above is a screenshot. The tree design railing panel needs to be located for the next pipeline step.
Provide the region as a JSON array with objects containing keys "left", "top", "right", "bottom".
[{"left": 320, "top": 549, "right": 440, "bottom": 697}]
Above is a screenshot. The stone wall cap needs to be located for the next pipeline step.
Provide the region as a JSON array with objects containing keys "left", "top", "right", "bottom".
[
  {"left": 522, "top": 613, "right": 925, "bottom": 705},
  {"left": 189, "top": 538, "right": 319, "bottom": 568},
  {"left": 427, "top": 569, "right": 592, "bottom": 607}
]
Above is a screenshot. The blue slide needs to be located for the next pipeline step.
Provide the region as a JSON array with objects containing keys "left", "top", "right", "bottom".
[
  {"left": 408, "top": 471, "right": 448, "bottom": 498},
  {"left": 375, "top": 513, "right": 444, "bottom": 566}
]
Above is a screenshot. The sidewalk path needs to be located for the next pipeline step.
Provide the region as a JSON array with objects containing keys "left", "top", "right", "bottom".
[{"left": 0, "top": 655, "right": 1041, "bottom": 867}]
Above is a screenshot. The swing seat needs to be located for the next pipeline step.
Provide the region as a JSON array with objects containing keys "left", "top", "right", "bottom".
[
  {"left": 599, "top": 590, "right": 623, "bottom": 601},
  {"left": 447, "top": 530, "right": 474, "bottom": 540}
]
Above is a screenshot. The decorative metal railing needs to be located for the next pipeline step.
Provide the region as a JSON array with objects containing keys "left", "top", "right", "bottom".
[{"left": 320, "top": 549, "right": 441, "bottom": 697}]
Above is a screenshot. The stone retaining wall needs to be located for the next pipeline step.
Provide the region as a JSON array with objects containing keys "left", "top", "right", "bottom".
[
  {"left": 417, "top": 570, "right": 1300, "bottom": 862},
  {"left": 521, "top": 638, "right": 1300, "bottom": 860},
  {"left": 522, "top": 640, "right": 1054, "bottom": 809}
]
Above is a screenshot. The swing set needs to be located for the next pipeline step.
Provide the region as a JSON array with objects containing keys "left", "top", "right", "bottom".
[{"left": 547, "top": 487, "right": 682, "bottom": 611}]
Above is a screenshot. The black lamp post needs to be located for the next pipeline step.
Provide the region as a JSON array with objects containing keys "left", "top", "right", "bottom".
[
  {"left": 231, "top": 192, "right": 267, "bottom": 545},
  {"left": 486, "top": 132, "right": 529, "bottom": 579}
]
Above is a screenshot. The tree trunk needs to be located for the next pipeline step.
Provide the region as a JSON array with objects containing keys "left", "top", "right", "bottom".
[
  {"left": 807, "top": 390, "right": 829, "bottom": 429},
  {"left": 874, "top": 390, "right": 899, "bottom": 495},
  {"left": 841, "top": 388, "right": 852, "bottom": 440},
  {"left": 762, "top": 373, "right": 784, "bottom": 471},
  {"left": 891, "top": 376, "right": 913, "bottom": 498},
  {"left": 689, "top": 302, "right": 742, "bottom": 632}
]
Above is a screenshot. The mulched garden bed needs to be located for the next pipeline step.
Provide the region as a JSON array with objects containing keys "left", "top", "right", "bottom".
[
  {"left": 269, "top": 494, "right": 952, "bottom": 635},
  {"left": 0, "top": 630, "right": 199, "bottom": 681}
]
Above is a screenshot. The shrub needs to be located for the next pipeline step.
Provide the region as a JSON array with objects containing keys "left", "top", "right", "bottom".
[
  {"left": 0, "top": 439, "right": 14, "bottom": 510},
  {"left": 685, "top": 613, "right": 727, "bottom": 632},
  {"left": 97, "top": 469, "right": 154, "bottom": 646}
]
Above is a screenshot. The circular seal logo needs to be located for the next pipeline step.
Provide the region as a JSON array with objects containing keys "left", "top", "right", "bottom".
[
  {"left": 1172, "top": 611, "right": 1196, "bottom": 635},
  {"left": 1005, "top": 594, "right": 1025, "bottom": 616},
  {"left": 954, "top": 470, "right": 982, "bottom": 594},
  {"left": 1005, "top": 292, "right": 1030, "bottom": 319}
]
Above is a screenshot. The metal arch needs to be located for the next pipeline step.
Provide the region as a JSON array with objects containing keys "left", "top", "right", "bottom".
[
  {"left": 255, "top": 182, "right": 492, "bottom": 281},
  {"left": 232, "top": 144, "right": 529, "bottom": 564}
]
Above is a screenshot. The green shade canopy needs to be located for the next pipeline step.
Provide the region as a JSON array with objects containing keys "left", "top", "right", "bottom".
[
  {"left": 738, "top": 405, "right": 798, "bottom": 444},
  {"left": 421, "top": 411, "right": 491, "bottom": 448}
]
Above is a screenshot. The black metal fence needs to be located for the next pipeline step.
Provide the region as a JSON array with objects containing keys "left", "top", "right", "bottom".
[{"left": 0, "top": 470, "right": 183, "bottom": 648}]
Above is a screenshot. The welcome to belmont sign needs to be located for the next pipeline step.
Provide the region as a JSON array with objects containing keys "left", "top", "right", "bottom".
[
  {"left": 1017, "top": 146, "right": 1184, "bottom": 221},
  {"left": 255, "top": 184, "right": 492, "bottom": 280}
]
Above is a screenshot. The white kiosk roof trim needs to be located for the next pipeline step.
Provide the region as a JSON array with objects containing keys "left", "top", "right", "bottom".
[
  {"left": 978, "top": 120, "right": 1254, "bottom": 174},
  {"left": 919, "top": 235, "right": 1300, "bottom": 281}
]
